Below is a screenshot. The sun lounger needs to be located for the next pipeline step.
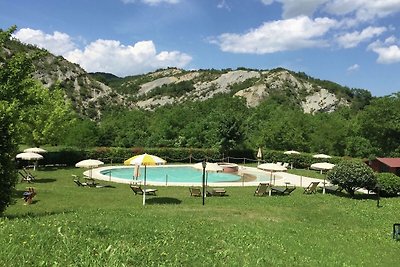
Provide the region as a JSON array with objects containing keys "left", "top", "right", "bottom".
[
  {"left": 19, "top": 171, "right": 33, "bottom": 183},
  {"left": 23, "top": 187, "right": 36, "bottom": 204},
  {"left": 283, "top": 163, "right": 289, "bottom": 168},
  {"left": 74, "top": 179, "right": 113, "bottom": 188},
  {"left": 271, "top": 185, "right": 296, "bottom": 195},
  {"left": 130, "top": 185, "right": 157, "bottom": 195},
  {"left": 73, "top": 179, "right": 90, "bottom": 187},
  {"left": 207, "top": 188, "right": 227, "bottom": 196},
  {"left": 23, "top": 168, "right": 36, "bottom": 181},
  {"left": 303, "top": 182, "right": 320, "bottom": 194},
  {"left": 189, "top": 187, "right": 202, "bottom": 197},
  {"left": 254, "top": 183, "right": 270, "bottom": 196},
  {"left": 324, "top": 185, "right": 343, "bottom": 193}
]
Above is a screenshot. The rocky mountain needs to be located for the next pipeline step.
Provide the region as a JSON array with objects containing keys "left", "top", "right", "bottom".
[{"left": 3, "top": 37, "right": 361, "bottom": 119}]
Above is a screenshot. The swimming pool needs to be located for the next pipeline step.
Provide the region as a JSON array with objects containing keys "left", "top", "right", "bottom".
[{"left": 100, "top": 166, "right": 242, "bottom": 184}]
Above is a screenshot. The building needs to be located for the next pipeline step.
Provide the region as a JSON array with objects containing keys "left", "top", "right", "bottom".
[{"left": 369, "top": 158, "right": 400, "bottom": 176}]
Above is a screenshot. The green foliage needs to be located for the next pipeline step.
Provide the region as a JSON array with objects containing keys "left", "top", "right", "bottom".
[
  {"left": 146, "top": 80, "right": 195, "bottom": 98},
  {"left": 18, "top": 84, "right": 75, "bottom": 146},
  {"left": 356, "top": 94, "right": 400, "bottom": 156},
  {"left": 344, "top": 136, "right": 375, "bottom": 158},
  {"left": 64, "top": 119, "right": 99, "bottom": 148},
  {"left": 327, "top": 160, "right": 377, "bottom": 196},
  {"left": 35, "top": 146, "right": 221, "bottom": 166},
  {"left": 374, "top": 172, "right": 400, "bottom": 197},
  {"left": 0, "top": 26, "right": 32, "bottom": 214}
]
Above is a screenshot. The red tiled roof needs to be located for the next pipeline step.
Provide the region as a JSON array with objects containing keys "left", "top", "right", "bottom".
[{"left": 376, "top": 158, "right": 400, "bottom": 168}]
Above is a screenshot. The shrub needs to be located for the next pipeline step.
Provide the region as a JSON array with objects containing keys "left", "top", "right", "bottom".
[
  {"left": 327, "top": 160, "right": 376, "bottom": 196},
  {"left": 374, "top": 172, "right": 400, "bottom": 197}
]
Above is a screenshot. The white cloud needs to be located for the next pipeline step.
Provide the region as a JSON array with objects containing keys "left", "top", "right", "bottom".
[
  {"left": 325, "top": 0, "right": 400, "bottom": 22},
  {"left": 385, "top": 35, "right": 397, "bottom": 44},
  {"left": 211, "top": 16, "right": 336, "bottom": 54},
  {"left": 347, "top": 63, "right": 360, "bottom": 72},
  {"left": 13, "top": 28, "right": 192, "bottom": 76},
  {"left": 122, "top": 0, "right": 180, "bottom": 5},
  {"left": 65, "top": 40, "right": 192, "bottom": 76},
  {"left": 13, "top": 28, "right": 76, "bottom": 55},
  {"left": 368, "top": 41, "right": 400, "bottom": 64},
  {"left": 336, "top": 26, "right": 386, "bottom": 48},
  {"left": 277, "top": 0, "right": 330, "bottom": 18},
  {"left": 217, "top": 0, "right": 231, "bottom": 10},
  {"left": 259, "top": 0, "right": 400, "bottom": 28},
  {"left": 260, "top": 0, "right": 274, "bottom": 5}
]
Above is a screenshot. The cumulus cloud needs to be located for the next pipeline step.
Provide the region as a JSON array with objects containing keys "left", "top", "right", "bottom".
[
  {"left": 259, "top": 0, "right": 400, "bottom": 26},
  {"left": 13, "top": 28, "right": 76, "bottom": 55},
  {"left": 13, "top": 28, "right": 192, "bottom": 77},
  {"left": 121, "top": 0, "right": 180, "bottom": 5},
  {"left": 368, "top": 39, "right": 400, "bottom": 64},
  {"left": 211, "top": 16, "right": 336, "bottom": 54},
  {"left": 336, "top": 26, "right": 387, "bottom": 48},
  {"left": 325, "top": 0, "right": 400, "bottom": 22},
  {"left": 66, "top": 40, "right": 191, "bottom": 76},
  {"left": 276, "top": 0, "right": 330, "bottom": 18},
  {"left": 347, "top": 63, "right": 360, "bottom": 72}
]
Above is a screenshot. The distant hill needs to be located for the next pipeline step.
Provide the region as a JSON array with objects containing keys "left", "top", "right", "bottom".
[{"left": 2, "top": 37, "right": 370, "bottom": 119}]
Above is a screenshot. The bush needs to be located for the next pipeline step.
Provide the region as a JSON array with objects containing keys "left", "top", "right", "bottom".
[
  {"left": 327, "top": 160, "right": 376, "bottom": 196},
  {"left": 374, "top": 172, "right": 400, "bottom": 197}
]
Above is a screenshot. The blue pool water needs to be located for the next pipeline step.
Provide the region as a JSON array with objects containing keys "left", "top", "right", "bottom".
[{"left": 101, "top": 166, "right": 241, "bottom": 183}]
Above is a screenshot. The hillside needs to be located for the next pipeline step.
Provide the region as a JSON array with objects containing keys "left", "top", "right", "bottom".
[
  {"left": 90, "top": 67, "right": 357, "bottom": 114},
  {"left": 2, "top": 37, "right": 365, "bottom": 119}
]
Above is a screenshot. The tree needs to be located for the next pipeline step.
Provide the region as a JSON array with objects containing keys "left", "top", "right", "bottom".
[
  {"left": 356, "top": 94, "right": 400, "bottom": 156},
  {"left": 19, "top": 83, "right": 75, "bottom": 146},
  {"left": 0, "top": 26, "right": 74, "bottom": 214},
  {"left": 0, "top": 26, "right": 33, "bottom": 214},
  {"left": 64, "top": 118, "right": 99, "bottom": 148},
  {"left": 374, "top": 172, "right": 400, "bottom": 197},
  {"left": 327, "top": 160, "right": 376, "bottom": 196}
]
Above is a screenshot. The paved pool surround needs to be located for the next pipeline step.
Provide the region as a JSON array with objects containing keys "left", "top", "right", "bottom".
[{"left": 84, "top": 164, "right": 326, "bottom": 187}]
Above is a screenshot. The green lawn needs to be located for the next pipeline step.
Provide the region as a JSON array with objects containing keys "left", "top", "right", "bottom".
[{"left": 2, "top": 167, "right": 399, "bottom": 266}]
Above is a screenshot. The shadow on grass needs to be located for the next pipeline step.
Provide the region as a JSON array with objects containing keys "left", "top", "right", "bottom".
[
  {"left": 3, "top": 210, "right": 74, "bottom": 220},
  {"left": 324, "top": 189, "right": 381, "bottom": 201},
  {"left": 33, "top": 178, "right": 57, "bottom": 183},
  {"left": 146, "top": 197, "right": 182, "bottom": 205}
]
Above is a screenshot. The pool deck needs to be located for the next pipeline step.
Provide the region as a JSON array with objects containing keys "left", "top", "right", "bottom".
[{"left": 85, "top": 164, "right": 327, "bottom": 188}]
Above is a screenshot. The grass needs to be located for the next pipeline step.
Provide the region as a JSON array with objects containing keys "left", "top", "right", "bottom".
[
  {"left": 1, "top": 166, "right": 400, "bottom": 266},
  {"left": 287, "top": 168, "right": 327, "bottom": 179}
]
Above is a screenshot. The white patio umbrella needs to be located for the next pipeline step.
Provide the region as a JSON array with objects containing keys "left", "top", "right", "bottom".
[
  {"left": 310, "top": 162, "right": 335, "bottom": 171},
  {"left": 16, "top": 152, "right": 44, "bottom": 170},
  {"left": 124, "top": 153, "right": 166, "bottom": 206},
  {"left": 284, "top": 150, "right": 301, "bottom": 155},
  {"left": 284, "top": 150, "right": 301, "bottom": 169},
  {"left": 193, "top": 162, "right": 223, "bottom": 188},
  {"left": 258, "top": 163, "right": 288, "bottom": 172},
  {"left": 192, "top": 162, "right": 223, "bottom": 172},
  {"left": 313, "top": 153, "right": 331, "bottom": 159},
  {"left": 310, "top": 162, "right": 335, "bottom": 194},
  {"left": 258, "top": 163, "right": 287, "bottom": 187},
  {"left": 75, "top": 159, "right": 104, "bottom": 179},
  {"left": 24, "top": 147, "right": 47, "bottom": 154}
]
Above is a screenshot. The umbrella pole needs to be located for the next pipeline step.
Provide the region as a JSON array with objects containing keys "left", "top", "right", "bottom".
[
  {"left": 323, "top": 176, "right": 326, "bottom": 194},
  {"left": 269, "top": 171, "right": 272, "bottom": 196},
  {"left": 143, "top": 165, "right": 147, "bottom": 206}
]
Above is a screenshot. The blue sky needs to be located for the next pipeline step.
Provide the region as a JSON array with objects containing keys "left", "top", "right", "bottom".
[{"left": 1, "top": 0, "right": 400, "bottom": 96}]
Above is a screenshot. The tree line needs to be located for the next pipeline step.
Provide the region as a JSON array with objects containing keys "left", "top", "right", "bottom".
[{"left": 61, "top": 92, "right": 400, "bottom": 159}]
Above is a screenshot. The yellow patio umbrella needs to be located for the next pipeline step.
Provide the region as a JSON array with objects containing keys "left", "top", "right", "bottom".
[{"left": 124, "top": 153, "right": 166, "bottom": 205}]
